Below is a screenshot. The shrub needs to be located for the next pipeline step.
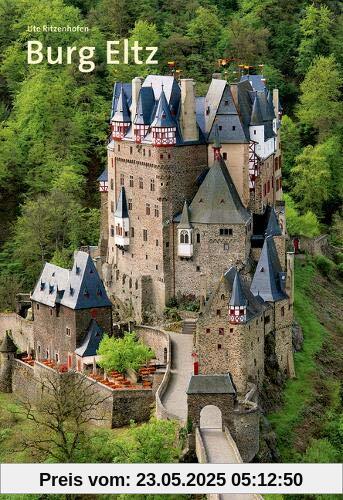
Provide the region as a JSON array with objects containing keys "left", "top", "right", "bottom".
[
  {"left": 314, "top": 255, "right": 336, "bottom": 276},
  {"left": 335, "top": 252, "right": 343, "bottom": 264},
  {"left": 337, "top": 263, "right": 343, "bottom": 278},
  {"left": 166, "top": 297, "right": 178, "bottom": 308}
]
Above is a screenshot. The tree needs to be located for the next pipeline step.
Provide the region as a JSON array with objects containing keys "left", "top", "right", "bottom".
[
  {"left": 280, "top": 115, "right": 301, "bottom": 181},
  {"left": 97, "top": 332, "right": 155, "bottom": 374},
  {"left": 297, "top": 56, "right": 342, "bottom": 139},
  {"left": 20, "top": 371, "right": 110, "bottom": 462},
  {"left": 297, "top": 5, "right": 334, "bottom": 76},
  {"left": 284, "top": 194, "right": 320, "bottom": 238}
]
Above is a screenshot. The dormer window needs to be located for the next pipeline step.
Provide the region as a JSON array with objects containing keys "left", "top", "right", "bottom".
[
  {"left": 40, "top": 281, "right": 45, "bottom": 291},
  {"left": 75, "top": 265, "right": 81, "bottom": 275},
  {"left": 49, "top": 285, "right": 54, "bottom": 294},
  {"left": 83, "top": 287, "right": 89, "bottom": 298},
  {"left": 69, "top": 286, "right": 74, "bottom": 296},
  {"left": 96, "top": 287, "right": 102, "bottom": 297},
  {"left": 260, "top": 267, "right": 264, "bottom": 272}
]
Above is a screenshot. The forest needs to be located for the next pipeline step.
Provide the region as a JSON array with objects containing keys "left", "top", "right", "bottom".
[{"left": 0, "top": 0, "right": 342, "bottom": 303}]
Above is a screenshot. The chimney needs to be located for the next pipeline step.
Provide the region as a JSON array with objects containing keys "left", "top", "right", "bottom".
[
  {"left": 180, "top": 79, "right": 198, "bottom": 142},
  {"left": 273, "top": 88, "right": 279, "bottom": 117},
  {"left": 230, "top": 83, "right": 239, "bottom": 112},
  {"left": 131, "top": 77, "right": 142, "bottom": 123}
]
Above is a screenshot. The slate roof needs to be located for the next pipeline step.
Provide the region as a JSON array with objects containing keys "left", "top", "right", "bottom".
[
  {"left": 111, "top": 82, "right": 132, "bottom": 120},
  {"left": 133, "top": 86, "right": 155, "bottom": 125},
  {"left": 112, "top": 88, "right": 131, "bottom": 123},
  {"left": 223, "top": 267, "right": 265, "bottom": 320},
  {"left": 265, "top": 207, "right": 282, "bottom": 236},
  {"left": 188, "top": 155, "right": 250, "bottom": 224},
  {"left": 178, "top": 201, "right": 191, "bottom": 229},
  {"left": 250, "top": 236, "right": 287, "bottom": 302},
  {"left": 0, "top": 332, "right": 17, "bottom": 353},
  {"left": 31, "top": 251, "right": 112, "bottom": 310},
  {"left": 115, "top": 186, "right": 129, "bottom": 218},
  {"left": 229, "top": 269, "right": 248, "bottom": 307},
  {"left": 151, "top": 89, "right": 176, "bottom": 128},
  {"left": 97, "top": 168, "right": 108, "bottom": 182},
  {"left": 240, "top": 74, "right": 266, "bottom": 91},
  {"left": 75, "top": 319, "right": 104, "bottom": 357},
  {"left": 250, "top": 95, "right": 264, "bottom": 125},
  {"left": 187, "top": 374, "right": 236, "bottom": 395}
]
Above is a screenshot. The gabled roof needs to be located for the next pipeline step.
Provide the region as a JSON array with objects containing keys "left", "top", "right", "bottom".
[
  {"left": 187, "top": 374, "right": 236, "bottom": 395},
  {"left": 204, "top": 79, "right": 227, "bottom": 134},
  {"left": 229, "top": 269, "right": 248, "bottom": 307},
  {"left": 178, "top": 201, "right": 191, "bottom": 229},
  {"left": 112, "top": 88, "right": 131, "bottom": 123},
  {"left": 150, "top": 89, "right": 175, "bottom": 128},
  {"left": 240, "top": 74, "right": 266, "bottom": 92},
  {"left": 250, "top": 95, "right": 264, "bottom": 125},
  {"left": 75, "top": 319, "right": 104, "bottom": 357},
  {"left": 97, "top": 168, "right": 108, "bottom": 182},
  {"left": 0, "top": 332, "right": 17, "bottom": 353},
  {"left": 134, "top": 86, "right": 155, "bottom": 125},
  {"left": 265, "top": 207, "right": 282, "bottom": 236},
  {"left": 250, "top": 236, "right": 287, "bottom": 302},
  {"left": 115, "top": 186, "right": 129, "bottom": 218},
  {"left": 31, "top": 251, "right": 112, "bottom": 310},
  {"left": 188, "top": 156, "right": 250, "bottom": 224}
]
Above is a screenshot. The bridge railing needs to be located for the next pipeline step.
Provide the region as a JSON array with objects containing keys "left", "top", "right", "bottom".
[{"left": 195, "top": 427, "right": 208, "bottom": 463}]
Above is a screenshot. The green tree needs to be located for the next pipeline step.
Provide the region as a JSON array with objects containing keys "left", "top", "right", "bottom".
[
  {"left": 284, "top": 194, "right": 320, "bottom": 237},
  {"left": 297, "top": 5, "right": 334, "bottom": 76},
  {"left": 296, "top": 56, "right": 342, "bottom": 139},
  {"left": 97, "top": 332, "right": 155, "bottom": 374},
  {"left": 279, "top": 115, "right": 301, "bottom": 180}
]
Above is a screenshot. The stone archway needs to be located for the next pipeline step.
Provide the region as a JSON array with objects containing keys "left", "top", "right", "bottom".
[{"left": 200, "top": 405, "right": 222, "bottom": 430}]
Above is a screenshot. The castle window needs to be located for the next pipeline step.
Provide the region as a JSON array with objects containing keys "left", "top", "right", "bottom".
[
  {"left": 143, "top": 229, "right": 148, "bottom": 241},
  {"left": 220, "top": 199, "right": 225, "bottom": 204},
  {"left": 254, "top": 130, "right": 256, "bottom": 135},
  {"left": 216, "top": 309, "right": 221, "bottom": 317},
  {"left": 116, "top": 270, "right": 119, "bottom": 281},
  {"left": 143, "top": 149, "right": 146, "bottom": 156},
  {"left": 221, "top": 294, "right": 225, "bottom": 300},
  {"left": 254, "top": 358, "right": 257, "bottom": 366},
  {"left": 156, "top": 265, "right": 158, "bottom": 270},
  {"left": 129, "top": 278, "right": 132, "bottom": 289},
  {"left": 239, "top": 308, "right": 245, "bottom": 315},
  {"left": 219, "top": 328, "right": 224, "bottom": 335},
  {"left": 154, "top": 205, "right": 159, "bottom": 217},
  {"left": 129, "top": 175, "right": 134, "bottom": 187},
  {"left": 128, "top": 199, "right": 133, "bottom": 210},
  {"left": 146, "top": 254, "right": 148, "bottom": 260},
  {"left": 224, "top": 100, "right": 229, "bottom": 106},
  {"left": 149, "top": 150, "right": 151, "bottom": 157},
  {"left": 96, "top": 287, "right": 102, "bottom": 297},
  {"left": 120, "top": 173, "right": 124, "bottom": 185},
  {"left": 199, "top": 198, "right": 203, "bottom": 203},
  {"left": 139, "top": 177, "right": 143, "bottom": 189},
  {"left": 160, "top": 154, "right": 163, "bottom": 159},
  {"left": 258, "top": 337, "right": 260, "bottom": 342},
  {"left": 38, "top": 345, "right": 41, "bottom": 355},
  {"left": 110, "top": 179, "right": 114, "bottom": 190},
  {"left": 229, "top": 229, "right": 233, "bottom": 235},
  {"left": 156, "top": 239, "right": 159, "bottom": 246},
  {"left": 166, "top": 242, "right": 169, "bottom": 247},
  {"left": 223, "top": 152, "right": 227, "bottom": 160},
  {"left": 197, "top": 233, "right": 200, "bottom": 243},
  {"left": 218, "top": 125, "right": 222, "bottom": 131},
  {"left": 251, "top": 342, "right": 253, "bottom": 348},
  {"left": 55, "top": 353, "right": 59, "bottom": 363},
  {"left": 224, "top": 243, "right": 229, "bottom": 250},
  {"left": 168, "top": 153, "right": 171, "bottom": 159},
  {"left": 83, "top": 288, "right": 89, "bottom": 298},
  {"left": 206, "top": 106, "right": 210, "bottom": 115},
  {"left": 230, "top": 328, "right": 233, "bottom": 333},
  {"left": 50, "top": 309, "right": 53, "bottom": 316},
  {"left": 131, "top": 227, "right": 134, "bottom": 237},
  {"left": 281, "top": 306, "right": 285, "bottom": 316},
  {"left": 118, "top": 144, "right": 120, "bottom": 151},
  {"left": 66, "top": 328, "right": 71, "bottom": 337},
  {"left": 46, "top": 349, "right": 49, "bottom": 359},
  {"left": 218, "top": 344, "right": 222, "bottom": 349},
  {"left": 232, "top": 126, "right": 236, "bottom": 131},
  {"left": 206, "top": 328, "right": 210, "bottom": 333},
  {"left": 36, "top": 303, "right": 40, "bottom": 310},
  {"left": 180, "top": 230, "right": 189, "bottom": 244},
  {"left": 111, "top": 225, "right": 114, "bottom": 237},
  {"left": 122, "top": 275, "right": 126, "bottom": 285},
  {"left": 135, "top": 280, "right": 138, "bottom": 290},
  {"left": 130, "top": 146, "right": 133, "bottom": 154},
  {"left": 146, "top": 203, "right": 150, "bottom": 215},
  {"left": 196, "top": 265, "right": 200, "bottom": 272},
  {"left": 150, "top": 179, "right": 155, "bottom": 191},
  {"left": 264, "top": 316, "right": 270, "bottom": 324},
  {"left": 111, "top": 201, "right": 114, "bottom": 213}
]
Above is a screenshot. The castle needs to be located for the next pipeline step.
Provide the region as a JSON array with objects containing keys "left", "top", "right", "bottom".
[{"left": 0, "top": 72, "right": 295, "bottom": 462}]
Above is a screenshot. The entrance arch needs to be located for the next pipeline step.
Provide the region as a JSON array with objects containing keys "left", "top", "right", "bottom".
[{"left": 200, "top": 405, "right": 222, "bottom": 430}]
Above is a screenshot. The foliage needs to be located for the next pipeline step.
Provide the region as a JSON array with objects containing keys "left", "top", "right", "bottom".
[
  {"left": 330, "top": 212, "right": 343, "bottom": 246},
  {"left": 97, "top": 332, "right": 155, "bottom": 373},
  {"left": 279, "top": 115, "right": 301, "bottom": 181},
  {"left": 284, "top": 194, "right": 320, "bottom": 238},
  {"left": 314, "top": 255, "right": 336, "bottom": 277},
  {"left": 163, "top": 307, "right": 182, "bottom": 322}
]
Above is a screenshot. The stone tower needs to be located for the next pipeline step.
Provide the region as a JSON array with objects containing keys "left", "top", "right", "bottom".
[{"left": 0, "top": 331, "right": 17, "bottom": 393}]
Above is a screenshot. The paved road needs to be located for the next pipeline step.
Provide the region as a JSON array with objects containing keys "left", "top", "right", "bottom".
[
  {"left": 201, "top": 428, "right": 240, "bottom": 463},
  {"left": 161, "top": 331, "right": 194, "bottom": 422}
]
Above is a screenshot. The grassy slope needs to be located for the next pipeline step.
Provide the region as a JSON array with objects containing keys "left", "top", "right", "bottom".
[{"left": 269, "top": 258, "right": 343, "bottom": 460}]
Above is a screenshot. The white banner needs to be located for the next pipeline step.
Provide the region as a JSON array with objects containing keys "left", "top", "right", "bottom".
[{"left": 0, "top": 463, "right": 342, "bottom": 494}]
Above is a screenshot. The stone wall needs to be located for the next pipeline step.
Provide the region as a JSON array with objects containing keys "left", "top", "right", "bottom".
[
  {"left": 232, "top": 403, "right": 260, "bottom": 462},
  {"left": 0, "top": 313, "right": 34, "bottom": 353},
  {"left": 187, "top": 393, "right": 236, "bottom": 431},
  {"left": 135, "top": 325, "right": 170, "bottom": 364}
]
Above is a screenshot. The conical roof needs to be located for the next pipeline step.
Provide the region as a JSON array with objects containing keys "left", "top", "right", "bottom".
[
  {"left": 0, "top": 332, "right": 17, "bottom": 353},
  {"left": 250, "top": 95, "right": 264, "bottom": 126},
  {"left": 134, "top": 86, "right": 155, "bottom": 125},
  {"left": 189, "top": 156, "right": 250, "bottom": 224},
  {"left": 112, "top": 88, "right": 131, "bottom": 123},
  {"left": 250, "top": 236, "right": 287, "bottom": 302},
  {"left": 229, "top": 270, "right": 248, "bottom": 307},
  {"left": 178, "top": 201, "right": 191, "bottom": 229},
  {"left": 151, "top": 89, "right": 175, "bottom": 128},
  {"left": 265, "top": 207, "right": 282, "bottom": 237},
  {"left": 115, "top": 186, "right": 129, "bottom": 218},
  {"left": 75, "top": 319, "right": 104, "bottom": 357},
  {"left": 266, "top": 90, "right": 276, "bottom": 120}
]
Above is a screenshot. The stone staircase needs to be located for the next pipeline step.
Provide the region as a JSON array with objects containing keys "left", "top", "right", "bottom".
[{"left": 182, "top": 319, "right": 197, "bottom": 335}]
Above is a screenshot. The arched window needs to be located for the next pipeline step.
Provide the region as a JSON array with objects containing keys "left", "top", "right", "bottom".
[{"left": 180, "top": 230, "right": 189, "bottom": 244}]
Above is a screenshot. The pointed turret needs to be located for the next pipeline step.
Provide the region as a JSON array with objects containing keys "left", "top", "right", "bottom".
[
  {"left": 250, "top": 236, "right": 287, "bottom": 302},
  {"left": 111, "top": 87, "right": 131, "bottom": 140},
  {"left": 212, "top": 123, "right": 222, "bottom": 161},
  {"left": 250, "top": 95, "right": 264, "bottom": 126},
  {"left": 97, "top": 168, "right": 108, "bottom": 193},
  {"left": 178, "top": 201, "right": 193, "bottom": 258},
  {"left": 228, "top": 269, "right": 248, "bottom": 324},
  {"left": 151, "top": 89, "right": 176, "bottom": 146},
  {"left": 114, "top": 187, "right": 130, "bottom": 248},
  {"left": 133, "top": 86, "right": 155, "bottom": 142}
]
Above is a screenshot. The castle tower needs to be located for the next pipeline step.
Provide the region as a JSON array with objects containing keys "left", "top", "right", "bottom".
[
  {"left": 111, "top": 88, "right": 131, "bottom": 140},
  {"left": 229, "top": 270, "right": 247, "bottom": 324},
  {"left": 0, "top": 332, "right": 17, "bottom": 393},
  {"left": 151, "top": 89, "right": 176, "bottom": 146},
  {"left": 114, "top": 186, "right": 130, "bottom": 249},
  {"left": 177, "top": 201, "right": 193, "bottom": 258}
]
